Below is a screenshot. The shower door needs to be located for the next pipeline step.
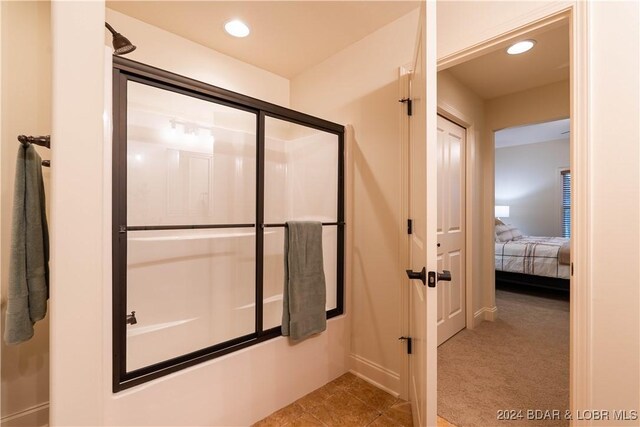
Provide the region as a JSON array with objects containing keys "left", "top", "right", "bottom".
[
  {"left": 112, "top": 58, "right": 344, "bottom": 391},
  {"left": 123, "top": 81, "right": 258, "bottom": 372}
]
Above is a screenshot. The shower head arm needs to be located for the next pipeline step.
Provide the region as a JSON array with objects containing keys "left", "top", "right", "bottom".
[{"left": 105, "top": 22, "right": 118, "bottom": 36}]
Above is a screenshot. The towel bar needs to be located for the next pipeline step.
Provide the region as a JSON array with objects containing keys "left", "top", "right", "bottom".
[
  {"left": 262, "top": 222, "right": 345, "bottom": 229},
  {"left": 17, "top": 135, "right": 51, "bottom": 167}
]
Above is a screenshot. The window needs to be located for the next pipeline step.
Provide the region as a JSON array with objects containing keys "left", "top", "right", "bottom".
[
  {"left": 561, "top": 169, "right": 571, "bottom": 238},
  {"left": 112, "top": 57, "right": 344, "bottom": 391}
]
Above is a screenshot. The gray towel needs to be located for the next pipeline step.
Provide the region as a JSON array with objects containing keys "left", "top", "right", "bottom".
[
  {"left": 4, "top": 144, "right": 49, "bottom": 345},
  {"left": 282, "top": 221, "right": 326, "bottom": 340}
]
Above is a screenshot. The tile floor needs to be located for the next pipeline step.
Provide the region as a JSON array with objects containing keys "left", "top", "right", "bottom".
[{"left": 253, "top": 373, "right": 457, "bottom": 427}]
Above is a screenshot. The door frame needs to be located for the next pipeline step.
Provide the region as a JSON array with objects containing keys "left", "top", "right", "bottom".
[{"left": 434, "top": 3, "right": 591, "bottom": 423}]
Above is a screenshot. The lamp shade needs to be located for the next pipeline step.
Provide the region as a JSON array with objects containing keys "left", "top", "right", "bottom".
[{"left": 495, "top": 205, "right": 510, "bottom": 218}]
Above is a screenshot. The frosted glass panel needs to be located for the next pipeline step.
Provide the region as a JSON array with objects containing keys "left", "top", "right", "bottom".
[
  {"left": 264, "top": 117, "right": 338, "bottom": 223},
  {"left": 262, "top": 226, "right": 338, "bottom": 330},
  {"left": 126, "top": 229, "right": 255, "bottom": 371},
  {"left": 127, "top": 81, "right": 256, "bottom": 226}
]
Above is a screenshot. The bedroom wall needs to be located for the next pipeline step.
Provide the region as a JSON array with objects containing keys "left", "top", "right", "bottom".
[
  {"left": 291, "top": 9, "right": 419, "bottom": 396},
  {"left": 0, "top": 2, "right": 51, "bottom": 426},
  {"left": 49, "top": 5, "right": 348, "bottom": 426},
  {"left": 436, "top": 70, "right": 488, "bottom": 326},
  {"left": 495, "top": 138, "right": 569, "bottom": 237}
]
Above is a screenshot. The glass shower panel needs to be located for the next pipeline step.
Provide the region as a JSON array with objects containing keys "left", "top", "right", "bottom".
[
  {"left": 262, "top": 226, "right": 338, "bottom": 330},
  {"left": 126, "top": 229, "right": 255, "bottom": 372},
  {"left": 262, "top": 228, "right": 285, "bottom": 330},
  {"left": 127, "top": 81, "right": 256, "bottom": 226},
  {"left": 264, "top": 117, "right": 338, "bottom": 224}
]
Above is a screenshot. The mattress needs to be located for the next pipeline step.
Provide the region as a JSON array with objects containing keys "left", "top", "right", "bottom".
[{"left": 495, "top": 236, "right": 570, "bottom": 280}]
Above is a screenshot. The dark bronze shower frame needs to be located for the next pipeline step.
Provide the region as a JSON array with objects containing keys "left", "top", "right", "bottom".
[{"left": 112, "top": 57, "right": 345, "bottom": 392}]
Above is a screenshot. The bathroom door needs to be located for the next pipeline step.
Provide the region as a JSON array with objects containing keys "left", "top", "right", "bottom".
[{"left": 406, "top": 3, "right": 437, "bottom": 426}]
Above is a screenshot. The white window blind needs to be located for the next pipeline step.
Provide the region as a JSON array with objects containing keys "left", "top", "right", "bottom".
[{"left": 561, "top": 170, "right": 571, "bottom": 238}]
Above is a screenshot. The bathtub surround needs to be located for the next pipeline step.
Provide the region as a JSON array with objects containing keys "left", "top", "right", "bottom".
[
  {"left": 111, "top": 57, "right": 344, "bottom": 389},
  {"left": 4, "top": 143, "right": 49, "bottom": 345},
  {"left": 282, "top": 221, "right": 327, "bottom": 340}
]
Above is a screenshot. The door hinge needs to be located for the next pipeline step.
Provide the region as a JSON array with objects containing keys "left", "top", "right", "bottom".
[
  {"left": 399, "top": 336, "right": 412, "bottom": 354},
  {"left": 407, "top": 219, "right": 413, "bottom": 234},
  {"left": 399, "top": 98, "right": 412, "bottom": 116}
]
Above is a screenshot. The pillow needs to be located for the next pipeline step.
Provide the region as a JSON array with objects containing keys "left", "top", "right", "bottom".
[
  {"left": 495, "top": 223, "right": 523, "bottom": 242},
  {"left": 495, "top": 218, "right": 505, "bottom": 226}
]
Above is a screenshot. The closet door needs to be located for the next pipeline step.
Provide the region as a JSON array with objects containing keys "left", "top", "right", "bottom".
[{"left": 121, "top": 81, "right": 258, "bottom": 372}]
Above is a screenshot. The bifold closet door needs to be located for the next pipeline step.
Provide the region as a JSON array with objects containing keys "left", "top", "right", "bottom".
[{"left": 123, "top": 81, "right": 257, "bottom": 372}]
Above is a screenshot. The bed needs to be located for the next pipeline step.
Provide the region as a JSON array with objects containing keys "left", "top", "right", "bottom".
[{"left": 494, "top": 221, "right": 570, "bottom": 292}]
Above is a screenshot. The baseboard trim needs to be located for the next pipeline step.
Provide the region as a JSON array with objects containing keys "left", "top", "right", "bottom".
[
  {"left": 1, "top": 401, "right": 49, "bottom": 427},
  {"left": 349, "top": 353, "right": 400, "bottom": 397},
  {"left": 473, "top": 306, "right": 498, "bottom": 326}
]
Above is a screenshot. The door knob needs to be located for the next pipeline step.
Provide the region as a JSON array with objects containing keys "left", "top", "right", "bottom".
[
  {"left": 406, "top": 267, "right": 427, "bottom": 286},
  {"left": 437, "top": 270, "right": 452, "bottom": 282}
]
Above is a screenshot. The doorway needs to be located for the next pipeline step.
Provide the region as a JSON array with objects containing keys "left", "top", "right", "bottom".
[{"left": 433, "top": 13, "right": 572, "bottom": 427}]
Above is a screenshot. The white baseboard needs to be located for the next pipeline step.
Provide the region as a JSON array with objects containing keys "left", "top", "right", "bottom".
[
  {"left": 473, "top": 306, "right": 498, "bottom": 326},
  {"left": 349, "top": 353, "right": 400, "bottom": 397},
  {"left": 1, "top": 402, "right": 48, "bottom": 427}
]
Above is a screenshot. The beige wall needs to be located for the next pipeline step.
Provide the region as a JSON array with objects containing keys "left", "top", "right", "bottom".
[
  {"left": 588, "top": 1, "right": 639, "bottom": 421},
  {"left": 105, "top": 9, "right": 290, "bottom": 107},
  {"left": 485, "top": 80, "right": 570, "bottom": 131},
  {"left": 437, "top": 70, "right": 487, "bottom": 325},
  {"left": 0, "top": 1, "right": 51, "bottom": 426},
  {"left": 291, "top": 9, "right": 419, "bottom": 396},
  {"left": 495, "top": 138, "right": 570, "bottom": 237}
]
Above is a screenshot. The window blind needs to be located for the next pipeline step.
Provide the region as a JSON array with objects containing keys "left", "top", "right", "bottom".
[{"left": 561, "top": 170, "right": 571, "bottom": 238}]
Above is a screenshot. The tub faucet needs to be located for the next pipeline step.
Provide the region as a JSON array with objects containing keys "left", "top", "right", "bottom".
[{"left": 126, "top": 311, "right": 137, "bottom": 325}]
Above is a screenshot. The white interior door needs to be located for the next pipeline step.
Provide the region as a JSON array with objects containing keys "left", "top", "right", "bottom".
[
  {"left": 406, "top": 3, "right": 437, "bottom": 426},
  {"left": 436, "top": 116, "right": 466, "bottom": 346}
]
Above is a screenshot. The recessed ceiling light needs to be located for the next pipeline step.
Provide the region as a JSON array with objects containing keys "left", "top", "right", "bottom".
[
  {"left": 506, "top": 40, "right": 536, "bottom": 55},
  {"left": 225, "top": 20, "right": 250, "bottom": 38}
]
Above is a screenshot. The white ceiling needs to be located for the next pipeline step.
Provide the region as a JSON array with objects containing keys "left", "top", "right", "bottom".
[
  {"left": 495, "top": 118, "right": 570, "bottom": 148},
  {"left": 446, "top": 22, "right": 569, "bottom": 100},
  {"left": 106, "top": 1, "right": 420, "bottom": 79}
]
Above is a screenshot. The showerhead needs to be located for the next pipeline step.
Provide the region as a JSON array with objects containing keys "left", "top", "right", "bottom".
[{"left": 105, "top": 22, "right": 136, "bottom": 56}]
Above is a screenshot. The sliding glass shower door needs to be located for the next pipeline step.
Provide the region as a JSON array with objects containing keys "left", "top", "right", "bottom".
[
  {"left": 112, "top": 57, "right": 344, "bottom": 391},
  {"left": 124, "top": 81, "right": 257, "bottom": 371}
]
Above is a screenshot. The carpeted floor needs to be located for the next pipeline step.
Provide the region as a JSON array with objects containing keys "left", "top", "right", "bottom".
[{"left": 438, "top": 288, "right": 569, "bottom": 427}]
